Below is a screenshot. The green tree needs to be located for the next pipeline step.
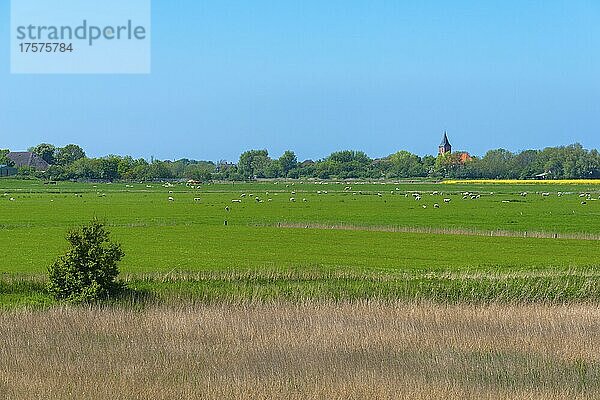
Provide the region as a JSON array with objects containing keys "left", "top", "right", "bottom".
[
  {"left": 387, "top": 150, "right": 425, "bottom": 177},
  {"left": 478, "top": 149, "right": 515, "bottom": 179},
  {"left": 278, "top": 150, "right": 298, "bottom": 177},
  {"left": 263, "top": 160, "right": 283, "bottom": 178},
  {"left": 433, "top": 152, "right": 466, "bottom": 177},
  {"left": 99, "top": 156, "right": 121, "bottom": 181},
  {"left": 510, "top": 150, "right": 540, "bottom": 179},
  {"left": 144, "top": 161, "right": 174, "bottom": 180},
  {"left": 185, "top": 164, "right": 214, "bottom": 182},
  {"left": 69, "top": 157, "right": 100, "bottom": 179},
  {"left": 0, "top": 149, "right": 13, "bottom": 167},
  {"left": 47, "top": 220, "right": 125, "bottom": 303},
  {"left": 238, "top": 149, "right": 270, "bottom": 179},
  {"left": 55, "top": 144, "right": 86, "bottom": 166},
  {"left": 422, "top": 155, "right": 436, "bottom": 176},
  {"left": 29, "top": 143, "right": 57, "bottom": 165},
  {"left": 323, "top": 150, "right": 372, "bottom": 178}
]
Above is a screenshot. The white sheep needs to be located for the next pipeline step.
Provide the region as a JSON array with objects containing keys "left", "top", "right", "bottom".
[
  {"left": 168, "top": 197, "right": 174, "bottom": 201},
  {"left": 443, "top": 198, "right": 451, "bottom": 203},
  {"left": 433, "top": 203, "right": 440, "bottom": 208},
  {"left": 289, "top": 197, "right": 296, "bottom": 202}
]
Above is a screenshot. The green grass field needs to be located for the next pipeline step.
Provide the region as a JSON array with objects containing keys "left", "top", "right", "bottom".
[{"left": 1, "top": 178, "right": 600, "bottom": 306}]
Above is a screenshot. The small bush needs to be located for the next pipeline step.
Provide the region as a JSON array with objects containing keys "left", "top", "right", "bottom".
[{"left": 47, "top": 220, "right": 125, "bottom": 303}]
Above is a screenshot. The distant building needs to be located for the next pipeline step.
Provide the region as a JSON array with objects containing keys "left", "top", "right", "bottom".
[
  {"left": 438, "top": 131, "right": 452, "bottom": 155},
  {"left": 6, "top": 152, "right": 50, "bottom": 171},
  {"left": 437, "top": 132, "right": 472, "bottom": 164},
  {"left": 457, "top": 152, "right": 472, "bottom": 163},
  {"left": 216, "top": 161, "right": 236, "bottom": 172},
  {"left": 0, "top": 165, "right": 17, "bottom": 177}
]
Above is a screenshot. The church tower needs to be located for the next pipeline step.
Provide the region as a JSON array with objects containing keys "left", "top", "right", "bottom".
[{"left": 438, "top": 131, "right": 451, "bottom": 155}]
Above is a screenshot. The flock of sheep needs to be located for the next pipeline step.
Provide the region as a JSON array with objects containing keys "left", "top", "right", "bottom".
[
  {"left": 3, "top": 183, "right": 598, "bottom": 210},
  {"left": 191, "top": 186, "right": 600, "bottom": 211}
]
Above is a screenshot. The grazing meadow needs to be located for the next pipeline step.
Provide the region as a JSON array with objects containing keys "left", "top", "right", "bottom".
[
  {"left": 2, "top": 178, "right": 600, "bottom": 399},
  {"left": 1, "top": 178, "right": 600, "bottom": 306}
]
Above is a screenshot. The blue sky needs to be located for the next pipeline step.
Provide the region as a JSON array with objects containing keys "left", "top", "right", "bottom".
[{"left": 1, "top": 0, "right": 598, "bottom": 162}]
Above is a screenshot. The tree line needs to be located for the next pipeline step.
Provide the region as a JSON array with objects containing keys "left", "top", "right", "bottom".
[{"left": 1, "top": 142, "right": 600, "bottom": 181}]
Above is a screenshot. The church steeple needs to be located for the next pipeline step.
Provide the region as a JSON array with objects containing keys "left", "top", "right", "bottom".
[{"left": 438, "top": 131, "right": 452, "bottom": 155}]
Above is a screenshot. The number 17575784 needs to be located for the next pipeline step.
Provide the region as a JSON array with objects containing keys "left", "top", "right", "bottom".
[{"left": 19, "top": 43, "right": 73, "bottom": 53}]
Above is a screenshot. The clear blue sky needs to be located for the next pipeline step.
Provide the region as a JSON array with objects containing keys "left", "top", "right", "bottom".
[{"left": 1, "top": 0, "right": 598, "bottom": 162}]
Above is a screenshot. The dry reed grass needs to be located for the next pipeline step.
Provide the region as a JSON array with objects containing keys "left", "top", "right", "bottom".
[{"left": 1, "top": 302, "right": 599, "bottom": 399}]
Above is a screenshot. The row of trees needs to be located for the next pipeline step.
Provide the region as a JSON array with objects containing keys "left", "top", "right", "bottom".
[
  {"left": 230, "top": 144, "right": 600, "bottom": 180},
  {"left": 3, "top": 143, "right": 600, "bottom": 181},
  {"left": 433, "top": 145, "right": 600, "bottom": 179}
]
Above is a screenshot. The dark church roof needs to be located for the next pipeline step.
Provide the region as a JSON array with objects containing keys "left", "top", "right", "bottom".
[
  {"left": 6, "top": 152, "right": 50, "bottom": 170},
  {"left": 439, "top": 132, "right": 451, "bottom": 147}
]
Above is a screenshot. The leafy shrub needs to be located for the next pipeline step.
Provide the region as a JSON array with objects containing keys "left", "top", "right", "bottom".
[{"left": 47, "top": 220, "right": 125, "bottom": 303}]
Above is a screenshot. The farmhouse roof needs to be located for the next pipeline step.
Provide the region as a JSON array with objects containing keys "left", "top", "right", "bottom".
[{"left": 6, "top": 152, "right": 50, "bottom": 170}]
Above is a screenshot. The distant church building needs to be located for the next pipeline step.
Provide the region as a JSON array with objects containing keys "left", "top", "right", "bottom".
[
  {"left": 438, "top": 132, "right": 473, "bottom": 163},
  {"left": 438, "top": 131, "right": 452, "bottom": 155}
]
